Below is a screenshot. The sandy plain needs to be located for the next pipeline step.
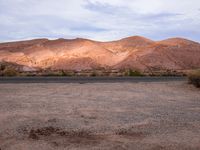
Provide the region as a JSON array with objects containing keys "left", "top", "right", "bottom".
[{"left": 0, "top": 80, "right": 200, "bottom": 150}]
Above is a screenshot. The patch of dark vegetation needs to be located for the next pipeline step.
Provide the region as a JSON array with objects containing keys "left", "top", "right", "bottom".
[
  {"left": 40, "top": 70, "right": 73, "bottom": 77},
  {"left": 38, "top": 69, "right": 146, "bottom": 77},
  {"left": 188, "top": 70, "right": 200, "bottom": 88},
  {"left": 28, "top": 126, "right": 104, "bottom": 146},
  {"left": 0, "top": 62, "right": 187, "bottom": 77},
  {"left": 145, "top": 68, "right": 186, "bottom": 76}
]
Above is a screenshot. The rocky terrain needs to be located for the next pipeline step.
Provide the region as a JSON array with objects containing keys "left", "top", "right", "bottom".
[{"left": 0, "top": 36, "right": 200, "bottom": 73}]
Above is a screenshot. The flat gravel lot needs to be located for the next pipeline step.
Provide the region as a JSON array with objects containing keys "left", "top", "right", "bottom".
[{"left": 0, "top": 81, "right": 200, "bottom": 150}]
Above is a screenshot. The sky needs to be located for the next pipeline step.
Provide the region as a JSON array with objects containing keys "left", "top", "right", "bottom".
[{"left": 0, "top": 0, "right": 200, "bottom": 42}]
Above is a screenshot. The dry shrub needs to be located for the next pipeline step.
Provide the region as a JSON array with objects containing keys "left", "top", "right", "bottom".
[
  {"left": 3, "top": 67, "right": 18, "bottom": 76},
  {"left": 125, "top": 69, "right": 144, "bottom": 76},
  {"left": 188, "top": 70, "right": 200, "bottom": 88}
]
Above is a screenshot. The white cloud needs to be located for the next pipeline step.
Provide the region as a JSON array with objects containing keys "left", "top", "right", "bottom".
[{"left": 0, "top": 0, "right": 199, "bottom": 42}]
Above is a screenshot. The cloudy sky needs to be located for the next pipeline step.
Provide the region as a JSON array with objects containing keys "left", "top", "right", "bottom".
[{"left": 0, "top": 0, "right": 200, "bottom": 42}]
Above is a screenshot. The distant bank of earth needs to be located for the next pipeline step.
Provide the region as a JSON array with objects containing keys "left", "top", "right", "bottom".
[{"left": 0, "top": 36, "right": 200, "bottom": 76}]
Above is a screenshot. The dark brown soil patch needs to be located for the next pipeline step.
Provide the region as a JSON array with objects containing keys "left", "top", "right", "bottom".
[
  {"left": 28, "top": 126, "right": 105, "bottom": 146},
  {"left": 115, "top": 128, "right": 147, "bottom": 139}
]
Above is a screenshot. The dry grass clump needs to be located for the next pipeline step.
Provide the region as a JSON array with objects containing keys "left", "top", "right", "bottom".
[
  {"left": 0, "top": 62, "right": 19, "bottom": 76},
  {"left": 125, "top": 69, "right": 144, "bottom": 76},
  {"left": 3, "top": 67, "right": 18, "bottom": 76},
  {"left": 188, "top": 70, "right": 200, "bottom": 88}
]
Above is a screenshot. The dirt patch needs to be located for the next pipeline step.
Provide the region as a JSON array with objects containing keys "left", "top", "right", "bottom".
[
  {"left": 115, "top": 127, "right": 147, "bottom": 139},
  {"left": 150, "top": 145, "right": 166, "bottom": 150},
  {"left": 29, "top": 126, "right": 61, "bottom": 139},
  {"left": 27, "top": 126, "right": 105, "bottom": 146}
]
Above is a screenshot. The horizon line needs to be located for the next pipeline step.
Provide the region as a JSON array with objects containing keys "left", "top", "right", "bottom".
[{"left": 1, "top": 35, "right": 200, "bottom": 44}]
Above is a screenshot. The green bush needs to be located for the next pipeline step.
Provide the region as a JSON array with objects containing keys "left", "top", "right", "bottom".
[{"left": 188, "top": 70, "right": 200, "bottom": 88}]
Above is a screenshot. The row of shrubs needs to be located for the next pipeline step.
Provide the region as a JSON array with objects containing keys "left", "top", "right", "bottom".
[
  {"left": 0, "top": 68, "right": 144, "bottom": 77},
  {"left": 188, "top": 70, "right": 200, "bottom": 88}
]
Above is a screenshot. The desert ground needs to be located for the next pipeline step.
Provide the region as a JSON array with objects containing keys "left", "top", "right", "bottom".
[{"left": 0, "top": 79, "right": 200, "bottom": 150}]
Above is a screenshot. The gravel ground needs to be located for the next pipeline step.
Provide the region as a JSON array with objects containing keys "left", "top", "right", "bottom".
[{"left": 0, "top": 81, "right": 200, "bottom": 150}]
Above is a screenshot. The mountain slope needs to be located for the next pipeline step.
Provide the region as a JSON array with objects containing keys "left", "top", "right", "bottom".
[
  {"left": 114, "top": 38, "right": 200, "bottom": 71},
  {"left": 0, "top": 36, "right": 200, "bottom": 72}
]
